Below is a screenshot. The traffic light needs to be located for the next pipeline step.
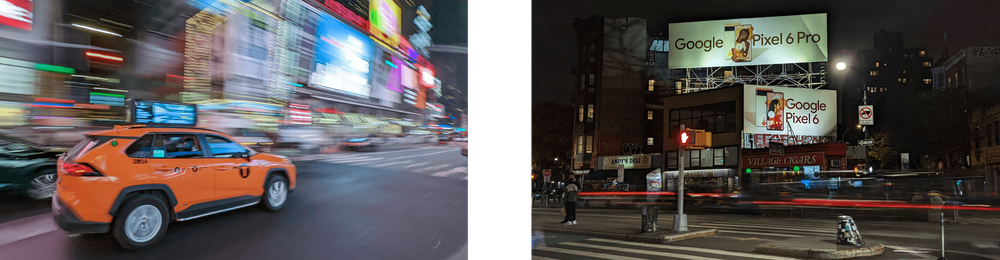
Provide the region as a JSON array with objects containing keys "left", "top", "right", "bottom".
[
  {"left": 680, "top": 129, "right": 712, "bottom": 149},
  {"left": 854, "top": 167, "right": 859, "bottom": 174},
  {"left": 745, "top": 168, "right": 752, "bottom": 174},
  {"left": 531, "top": 174, "right": 536, "bottom": 180}
]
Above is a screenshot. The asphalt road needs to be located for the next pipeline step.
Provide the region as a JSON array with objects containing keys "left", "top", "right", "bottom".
[
  {"left": 532, "top": 206, "right": 1000, "bottom": 260},
  {"left": 0, "top": 145, "right": 468, "bottom": 260}
]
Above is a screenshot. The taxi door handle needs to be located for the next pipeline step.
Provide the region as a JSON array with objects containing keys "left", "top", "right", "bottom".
[{"left": 216, "top": 167, "right": 229, "bottom": 171}]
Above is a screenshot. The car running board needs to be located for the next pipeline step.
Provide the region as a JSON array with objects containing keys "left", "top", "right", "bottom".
[{"left": 176, "top": 201, "right": 259, "bottom": 222}]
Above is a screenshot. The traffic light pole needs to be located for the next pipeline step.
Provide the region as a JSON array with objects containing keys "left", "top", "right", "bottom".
[{"left": 674, "top": 124, "right": 688, "bottom": 232}]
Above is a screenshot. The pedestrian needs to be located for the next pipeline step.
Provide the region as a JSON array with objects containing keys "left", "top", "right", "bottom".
[
  {"left": 927, "top": 190, "right": 948, "bottom": 222},
  {"left": 561, "top": 178, "right": 580, "bottom": 225},
  {"left": 911, "top": 190, "right": 923, "bottom": 204}
]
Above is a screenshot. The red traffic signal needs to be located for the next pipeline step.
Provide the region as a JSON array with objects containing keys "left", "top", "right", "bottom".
[
  {"left": 680, "top": 130, "right": 696, "bottom": 145},
  {"left": 531, "top": 174, "right": 536, "bottom": 180},
  {"left": 854, "top": 167, "right": 859, "bottom": 174}
]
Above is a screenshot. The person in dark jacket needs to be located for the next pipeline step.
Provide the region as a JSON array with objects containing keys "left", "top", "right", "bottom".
[{"left": 561, "top": 178, "right": 580, "bottom": 225}]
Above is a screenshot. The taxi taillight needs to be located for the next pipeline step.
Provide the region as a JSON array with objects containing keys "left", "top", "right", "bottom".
[{"left": 61, "top": 162, "right": 101, "bottom": 176}]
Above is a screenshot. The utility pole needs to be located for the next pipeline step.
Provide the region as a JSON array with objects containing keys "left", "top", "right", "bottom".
[{"left": 674, "top": 124, "right": 687, "bottom": 232}]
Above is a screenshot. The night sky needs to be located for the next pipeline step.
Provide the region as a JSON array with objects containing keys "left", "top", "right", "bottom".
[{"left": 531, "top": 0, "right": 1000, "bottom": 105}]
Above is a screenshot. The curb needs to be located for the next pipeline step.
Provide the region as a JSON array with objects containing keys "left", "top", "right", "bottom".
[
  {"left": 754, "top": 243, "right": 884, "bottom": 259},
  {"left": 542, "top": 228, "right": 718, "bottom": 244}
]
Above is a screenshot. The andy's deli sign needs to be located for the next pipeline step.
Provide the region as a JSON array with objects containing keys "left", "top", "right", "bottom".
[{"left": 742, "top": 152, "right": 825, "bottom": 169}]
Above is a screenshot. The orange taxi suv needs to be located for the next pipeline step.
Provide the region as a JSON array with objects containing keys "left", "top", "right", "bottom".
[{"left": 52, "top": 99, "right": 296, "bottom": 251}]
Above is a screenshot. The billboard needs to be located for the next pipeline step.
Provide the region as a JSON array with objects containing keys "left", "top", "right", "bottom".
[
  {"left": 668, "top": 14, "right": 827, "bottom": 69},
  {"left": 310, "top": 13, "right": 375, "bottom": 98},
  {"left": 743, "top": 85, "right": 837, "bottom": 147},
  {"left": 0, "top": 0, "right": 32, "bottom": 31},
  {"left": 369, "top": 0, "right": 401, "bottom": 48}
]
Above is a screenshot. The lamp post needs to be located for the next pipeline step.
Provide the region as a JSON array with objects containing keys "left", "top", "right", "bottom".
[
  {"left": 838, "top": 61, "right": 871, "bottom": 169},
  {"left": 840, "top": 124, "right": 861, "bottom": 143}
]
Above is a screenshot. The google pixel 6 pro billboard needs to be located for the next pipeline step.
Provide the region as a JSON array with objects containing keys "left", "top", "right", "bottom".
[{"left": 668, "top": 13, "right": 828, "bottom": 69}]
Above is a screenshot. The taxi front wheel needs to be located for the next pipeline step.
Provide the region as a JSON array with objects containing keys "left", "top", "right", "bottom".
[
  {"left": 262, "top": 175, "right": 289, "bottom": 212},
  {"left": 112, "top": 194, "right": 169, "bottom": 251}
]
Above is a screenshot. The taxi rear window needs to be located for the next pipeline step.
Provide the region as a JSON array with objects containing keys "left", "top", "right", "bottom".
[{"left": 64, "top": 135, "right": 111, "bottom": 162}]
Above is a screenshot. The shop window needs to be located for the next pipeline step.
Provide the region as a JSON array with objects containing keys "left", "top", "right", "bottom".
[
  {"left": 585, "top": 136, "right": 593, "bottom": 154},
  {"left": 647, "top": 137, "right": 654, "bottom": 145},
  {"left": 700, "top": 149, "right": 712, "bottom": 167}
]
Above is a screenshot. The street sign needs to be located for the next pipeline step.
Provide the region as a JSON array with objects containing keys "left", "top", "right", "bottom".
[
  {"left": 901, "top": 153, "right": 910, "bottom": 164},
  {"left": 542, "top": 169, "right": 551, "bottom": 182},
  {"left": 858, "top": 139, "right": 874, "bottom": 146},
  {"left": 769, "top": 142, "right": 784, "bottom": 155},
  {"left": 859, "top": 105, "right": 874, "bottom": 125}
]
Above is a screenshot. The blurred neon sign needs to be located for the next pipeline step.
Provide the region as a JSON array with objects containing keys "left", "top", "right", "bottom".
[{"left": 0, "top": 0, "right": 33, "bottom": 31}]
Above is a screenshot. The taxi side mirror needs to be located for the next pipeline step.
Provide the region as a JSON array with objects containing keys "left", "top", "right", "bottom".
[{"left": 239, "top": 152, "right": 252, "bottom": 160}]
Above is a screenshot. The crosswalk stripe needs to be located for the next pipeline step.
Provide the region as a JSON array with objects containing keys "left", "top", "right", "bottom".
[
  {"left": 586, "top": 238, "right": 799, "bottom": 260},
  {"left": 713, "top": 229, "right": 803, "bottom": 237},
  {"left": 325, "top": 157, "right": 380, "bottom": 163},
  {"left": 405, "top": 162, "right": 430, "bottom": 168},
  {"left": 414, "top": 164, "right": 451, "bottom": 172},
  {"left": 691, "top": 222, "right": 834, "bottom": 234},
  {"left": 560, "top": 242, "right": 725, "bottom": 260},
  {"left": 531, "top": 256, "right": 561, "bottom": 260},
  {"left": 533, "top": 246, "right": 650, "bottom": 260},
  {"left": 376, "top": 160, "right": 414, "bottom": 167},
  {"left": 431, "top": 167, "right": 467, "bottom": 177}
]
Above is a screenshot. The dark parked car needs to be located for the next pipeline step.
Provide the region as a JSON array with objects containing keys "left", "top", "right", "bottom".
[
  {"left": 0, "top": 134, "right": 68, "bottom": 200},
  {"left": 340, "top": 138, "right": 379, "bottom": 152}
]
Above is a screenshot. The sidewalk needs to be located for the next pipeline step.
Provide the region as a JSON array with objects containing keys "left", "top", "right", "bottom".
[{"left": 532, "top": 201, "right": 718, "bottom": 244}]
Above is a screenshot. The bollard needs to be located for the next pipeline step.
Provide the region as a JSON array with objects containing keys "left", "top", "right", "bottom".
[
  {"left": 939, "top": 211, "right": 947, "bottom": 260},
  {"left": 836, "top": 215, "right": 865, "bottom": 246}
]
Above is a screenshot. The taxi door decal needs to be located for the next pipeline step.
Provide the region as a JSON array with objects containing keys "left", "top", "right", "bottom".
[{"left": 239, "top": 163, "right": 250, "bottom": 178}]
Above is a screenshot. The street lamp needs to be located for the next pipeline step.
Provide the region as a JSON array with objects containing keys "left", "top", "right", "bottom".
[
  {"left": 837, "top": 60, "right": 871, "bottom": 168},
  {"left": 836, "top": 62, "right": 846, "bottom": 71},
  {"left": 554, "top": 158, "right": 558, "bottom": 161},
  {"left": 840, "top": 124, "right": 861, "bottom": 143}
]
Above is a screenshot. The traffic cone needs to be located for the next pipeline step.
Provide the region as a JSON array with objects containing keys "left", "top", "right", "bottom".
[{"left": 836, "top": 215, "right": 865, "bottom": 246}]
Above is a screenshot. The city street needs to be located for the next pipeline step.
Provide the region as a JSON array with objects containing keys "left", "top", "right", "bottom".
[
  {"left": 0, "top": 145, "right": 468, "bottom": 260},
  {"left": 532, "top": 206, "right": 1000, "bottom": 260}
]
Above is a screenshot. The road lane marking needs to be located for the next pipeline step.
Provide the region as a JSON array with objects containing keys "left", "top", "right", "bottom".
[
  {"left": 405, "top": 162, "right": 430, "bottom": 168},
  {"left": 430, "top": 167, "right": 468, "bottom": 177},
  {"left": 531, "top": 256, "right": 560, "bottom": 260},
  {"left": 711, "top": 229, "right": 802, "bottom": 237},
  {"left": 586, "top": 238, "right": 799, "bottom": 260},
  {"left": 560, "top": 242, "right": 725, "bottom": 260},
  {"left": 393, "top": 149, "right": 459, "bottom": 160},
  {"left": 0, "top": 214, "right": 59, "bottom": 247},
  {"left": 533, "top": 246, "right": 649, "bottom": 260},
  {"left": 415, "top": 164, "right": 451, "bottom": 173}
]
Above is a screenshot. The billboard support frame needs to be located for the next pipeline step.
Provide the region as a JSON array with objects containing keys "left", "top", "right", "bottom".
[{"left": 675, "top": 62, "right": 827, "bottom": 95}]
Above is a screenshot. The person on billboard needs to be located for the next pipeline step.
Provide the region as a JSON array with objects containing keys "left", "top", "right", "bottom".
[
  {"left": 731, "top": 27, "right": 752, "bottom": 62},
  {"left": 762, "top": 94, "right": 784, "bottom": 131}
]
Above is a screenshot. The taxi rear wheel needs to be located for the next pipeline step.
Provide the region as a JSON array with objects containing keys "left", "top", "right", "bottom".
[
  {"left": 112, "top": 194, "right": 169, "bottom": 251},
  {"left": 262, "top": 175, "right": 289, "bottom": 212}
]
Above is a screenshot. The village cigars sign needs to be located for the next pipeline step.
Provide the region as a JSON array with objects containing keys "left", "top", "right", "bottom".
[{"left": 742, "top": 152, "right": 825, "bottom": 169}]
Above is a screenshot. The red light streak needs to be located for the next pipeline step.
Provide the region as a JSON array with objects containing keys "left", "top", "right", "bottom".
[
  {"left": 751, "top": 199, "right": 1000, "bottom": 211},
  {"left": 34, "top": 98, "right": 74, "bottom": 103},
  {"left": 579, "top": 191, "right": 677, "bottom": 196},
  {"left": 167, "top": 74, "right": 194, "bottom": 80}
]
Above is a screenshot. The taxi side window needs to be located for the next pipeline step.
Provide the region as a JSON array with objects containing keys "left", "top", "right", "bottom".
[
  {"left": 205, "top": 135, "right": 247, "bottom": 158},
  {"left": 152, "top": 134, "right": 205, "bottom": 158},
  {"left": 126, "top": 135, "right": 156, "bottom": 158}
]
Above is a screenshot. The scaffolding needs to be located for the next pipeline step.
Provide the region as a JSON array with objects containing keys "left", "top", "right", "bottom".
[{"left": 672, "top": 62, "right": 828, "bottom": 94}]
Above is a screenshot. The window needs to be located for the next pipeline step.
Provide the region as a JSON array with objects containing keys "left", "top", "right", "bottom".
[
  {"left": 898, "top": 78, "right": 902, "bottom": 83},
  {"left": 587, "top": 104, "right": 594, "bottom": 122},
  {"left": 923, "top": 61, "right": 932, "bottom": 67},
  {"left": 902, "top": 78, "right": 907, "bottom": 84},
  {"left": 924, "top": 78, "right": 932, "bottom": 84},
  {"left": 204, "top": 135, "right": 248, "bottom": 158},
  {"left": 153, "top": 134, "right": 205, "bottom": 158},
  {"left": 589, "top": 44, "right": 595, "bottom": 53},
  {"left": 647, "top": 137, "right": 654, "bottom": 145},
  {"left": 714, "top": 148, "right": 725, "bottom": 166},
  {"left": 126, "top": 135, "right": 156, "bottom": 158},
  {"left": 870, "top": 71, "right": 878, "bottom": 76},
  {"left": 667, "top": 151, "right": 677, "bottom": 168},
  {"left": 875, "top": 62, "right": 879, "bottom": 67},
  {"left": 588, "top": 74, "right": 595, "bottom": 85},
  {"left": 580, "top": 75, "right": 585, "bottom": 89},
  {"left": 647, "top": 110, "right": 653, "bottom": 120},
  {"left": 990, "top": 124, "right": 995, "bottom": 147},
  {"left": 724, "top": 147, "right": 738, "bottom": 166},
  {"left": 902, "top": 69, "right": 907, "bottom": 74},
  {"left": 577, "top": 135, "right": 584, "bottom": 154},
  {"left": 648, "top": 80, "right": 655, "bottom": 91},
  {"left": 669, "top": 101, "right": 736, "bottom": 136},
  {"left": 585, "top": 136, "right": 593, "bottom": 154},
  {"left": 689, "top": 150, "right": 700, "bottom": 167},
  {"left": 579, "top": 105, "right": 585, "bottom": 122}
]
